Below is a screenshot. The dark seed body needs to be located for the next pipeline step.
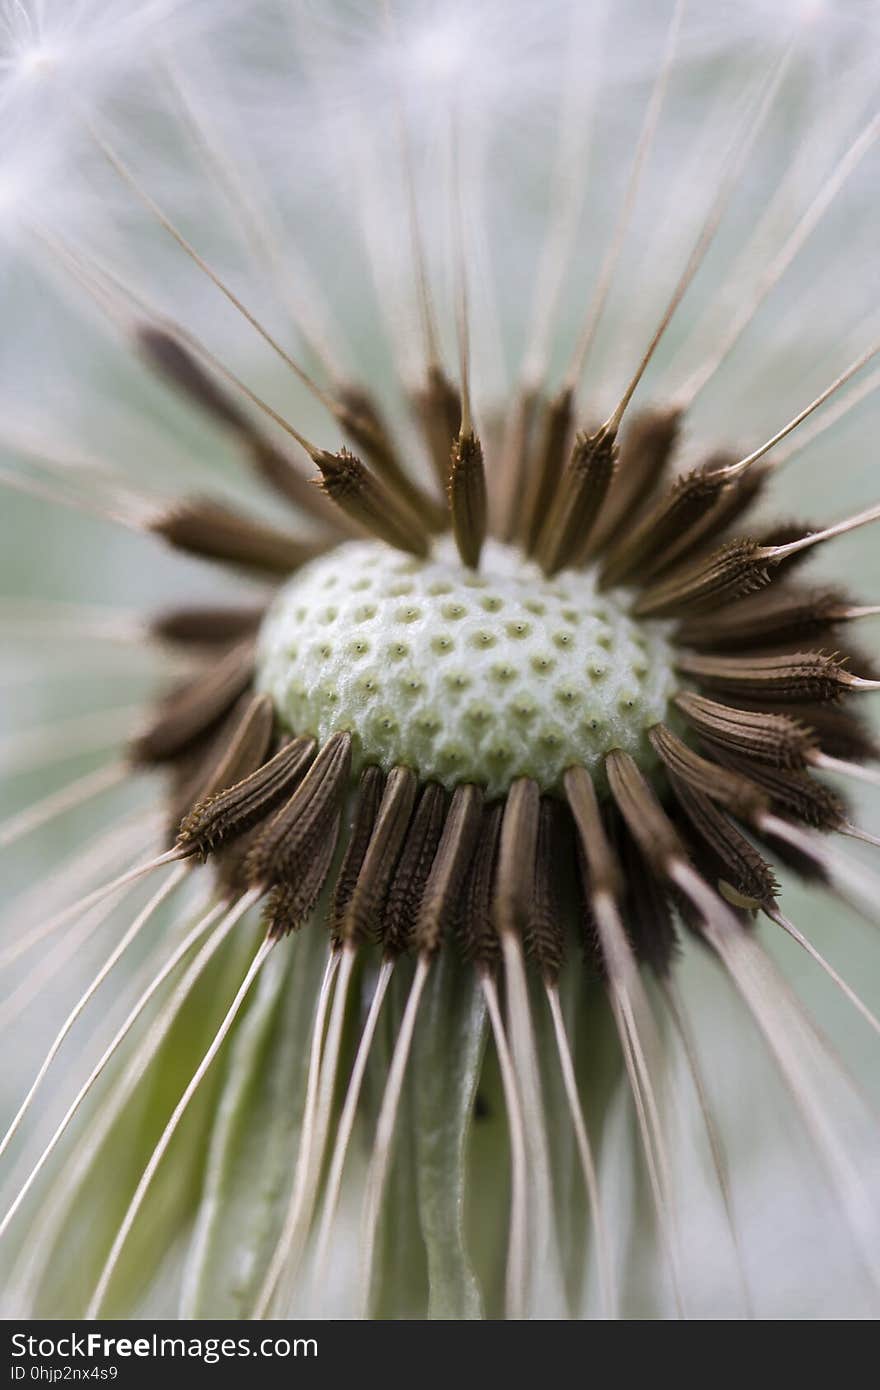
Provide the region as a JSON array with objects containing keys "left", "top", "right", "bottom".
[
  {"left": 152, "top": 499, "right": 324, "bottom": 576},
  {"left": 130, "top": 311, "right": 880, "bottom": 1020}
]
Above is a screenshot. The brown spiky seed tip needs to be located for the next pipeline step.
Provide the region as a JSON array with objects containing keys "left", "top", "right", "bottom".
[
  {"left": 175, "top": 736, "right": 316, "bottom": 860},
  {"left": 599, "top": 464, "right": 732, "bottom": 589},
  {"left": 535, "top": 424, "right": 618, "bottom": 576},
  {"left": 448, "top": 429, "right": 488, "bottom": 570},
  {"left": 633, "top": 538, "right": 773, "bottom": 617},
  {"left": 313, "top": 449, "right": 430, "bottom": 558},
  {"left": 584, "top": 405, "right": 682, "bottom": 558},
  {"left": 412, "top": 364, "right": 463, "bottom": 491},
  {"left": 335, "top": 384, "right": 447, "bottom": 532}
]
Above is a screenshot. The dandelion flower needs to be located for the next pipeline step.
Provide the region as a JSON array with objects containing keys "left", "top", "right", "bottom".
[{"left": 1, "top": 0, "right": 880, "bottom": 1321}]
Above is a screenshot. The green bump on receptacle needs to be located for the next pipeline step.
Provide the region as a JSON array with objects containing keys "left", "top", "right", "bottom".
[{"left": 256, "top": 537, "right": 678, "bottom": 798}]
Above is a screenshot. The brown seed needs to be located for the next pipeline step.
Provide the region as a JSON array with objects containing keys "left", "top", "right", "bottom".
[
  {"left": 415, "top": 784, "right": 484, "bottom": 957},
  {"left": 609, "top": 811, "right": 679, "bottom": 974},
  {"left": 176, "top": 733, "right": 316, "bottom": 859},
  {"left": 564, "top": 764, "right": 623, "bottom": 897},
  {"left": 751, "top": 519, "right": 818, "bottom": 577},
  {"left": 150, "top": 603, "right": 266, "bottom": 647},
  {"left": 599, "top": 463, "right": 728, "bottom": 589},
  {"left": 411, "top": 364, "right": 462, "bottom": 492},
  {"left": 494, "top": 777, "right": 540, "bottom": 939},
  {"left": 639, "top": 458, "right": 769, "bottom": 581},
  {"left": 336, "top": 382, "right": 446, "bottom": 532},
  {"left": 136, "top": 325, "right": 249, "bottom": 431},
  {"left": 710, "top": 746, "right": 848, "bottom": 831},
  {"left": 648, "top": 723, "right": 769, "bottom": 821},
  {"left": 535, "top": 425, "right": 618, "bottom": 576},
  {"left": 525, "top": 799, "right": 566, "bottom": 981},
  {"left": 605, "top": 748, "right": 686, "bottom": 875},
  {"left": 187, "top": 693, "right": 275, "bottom": 802},
  {"left": 246, "top": 437, "right": 352, "bottom": 529},
  {"left": 264, "top": 810, "right": 342, "bottom": 937},
  {"left": 313, "top": 449, "right": 431, "bottom": 559},
  {"left": 245, "top": 732, "right": 352, "bottom": 887},
  {"left": 326, "top": 766, "right": 386, "bottom": 942},
  {"left": 136, "top": 326, "right": 339, "bottom": 528},
  {"left": 131, "top": 641, "right": 255, "bottom": 765},
  {"left": 163, "top": 690, "right": 268, "bottom": 842},
  {"left": 666, "top": 771, "right": 778, "bottom": 910},
  {"left": 584, "top": 406, "right": 681, "bottom": 559},
  {"left": 633, "top": 538, "right": 772, "bottom": 617},
  {"left": 675, "top": 649, "right": 855, "bottom": 703},
  {"left": 151, "top": 498, "right": 326, "bottom": 576},
  {"left": 519, "top": 386, "right": 574, "bottom": 553},
  {"left": 382, "top": 782, "right": 447, "bottom": 956},
  {"left": 675, "top": 585, "right": 854, "bottom": 651},
  {"left": 493, "top": 385, "right": 539, "bottom": 543},
  {"left": 458, "top": 802, "right": 503, "bottom": 968},
  {"left": 448, "top": 429, "right": 488, "bottom": 570},
  {"left": 794, "top": 704, "right": 880, "bottom": 763},
  {"left": 674, "top": 691, "right": 817, "bottom": 769},
  {"left": 342, "top": 766, "right": 419, "bottom": 944}
]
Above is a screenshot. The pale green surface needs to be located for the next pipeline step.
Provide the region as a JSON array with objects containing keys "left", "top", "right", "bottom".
[{"left": 258, "top": 536, "right": 678, "bottom": 797}]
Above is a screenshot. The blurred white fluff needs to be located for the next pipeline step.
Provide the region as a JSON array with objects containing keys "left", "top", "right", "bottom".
[{"left": 1, "top": 0, "right": 878, "bottom": 445}]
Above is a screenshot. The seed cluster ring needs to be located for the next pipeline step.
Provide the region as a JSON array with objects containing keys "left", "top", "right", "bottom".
[{"left": 127, "top": 347, "right": 879, "bottom": 967}]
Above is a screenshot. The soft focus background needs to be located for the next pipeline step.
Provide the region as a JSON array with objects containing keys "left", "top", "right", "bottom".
[{"left": 1, "top": 0, "right": 880, "bottom": 1317}]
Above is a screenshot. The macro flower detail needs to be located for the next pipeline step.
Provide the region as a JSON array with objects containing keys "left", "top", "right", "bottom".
[{"left": 2, "top": 0, "right": 880, "bottom": 1323}]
